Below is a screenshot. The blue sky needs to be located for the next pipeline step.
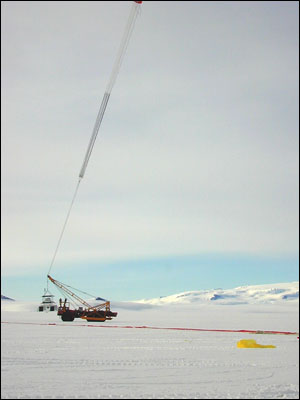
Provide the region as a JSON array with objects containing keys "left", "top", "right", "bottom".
[
  {"left": 2, "top": 2, "right": 299, "bottom": 301},
  {"left": 2, "top": 253, "right": 299, "bottom": 302}
]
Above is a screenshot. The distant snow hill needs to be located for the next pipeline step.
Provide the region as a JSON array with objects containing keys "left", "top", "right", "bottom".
[
  {"left": 135, "top": 281, "right": 299, "bottom": 306},
  {"left": 1, "top": 295, "right": 15, "bottom": 301},
  {"left": 1, "top": 282, "right": 299, "bottom": 311}
]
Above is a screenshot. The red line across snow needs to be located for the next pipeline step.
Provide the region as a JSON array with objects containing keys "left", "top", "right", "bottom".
[{"left": 1, "top": 321, "right": 298, "bottom": 335}]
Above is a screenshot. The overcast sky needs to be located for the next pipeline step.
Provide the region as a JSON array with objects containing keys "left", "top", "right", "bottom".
[{"left": 1, "top": 2, "right": 299, "bottom": 298}]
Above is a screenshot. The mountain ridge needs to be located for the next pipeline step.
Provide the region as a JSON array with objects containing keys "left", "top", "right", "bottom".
[
  {"left": 134, "top": 281, "right": 299, "bottom": 306},
  {"left": 1, "top": 295, "right": 15, "bottom": 301}
]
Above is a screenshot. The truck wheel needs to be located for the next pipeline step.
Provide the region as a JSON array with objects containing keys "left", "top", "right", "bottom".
[{"left": 61, "top": 313, "right": 75, "bottom": 322}]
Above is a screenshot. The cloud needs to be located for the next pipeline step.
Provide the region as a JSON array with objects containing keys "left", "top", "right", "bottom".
[{"left": 2, "top": 1, "right": 299, "bottom": 276}]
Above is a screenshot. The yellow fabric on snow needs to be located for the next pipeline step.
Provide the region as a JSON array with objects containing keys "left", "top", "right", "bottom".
[{"left": 237, "top": 339, "right": 276, "bottom": 348}]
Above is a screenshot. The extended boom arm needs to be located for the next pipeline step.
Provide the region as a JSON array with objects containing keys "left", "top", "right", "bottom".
[{"left": 47, "top": 274, "right": 110, "bottom": 312}]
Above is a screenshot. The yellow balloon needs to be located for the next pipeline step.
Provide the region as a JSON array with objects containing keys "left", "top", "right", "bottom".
[{"left": 237, "top": 339, "right": 276, "bottom": 348}]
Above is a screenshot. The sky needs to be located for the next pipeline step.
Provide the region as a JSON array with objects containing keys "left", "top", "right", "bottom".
[{"left": 1, "top": 1, "right": 299, "bottom": 301}]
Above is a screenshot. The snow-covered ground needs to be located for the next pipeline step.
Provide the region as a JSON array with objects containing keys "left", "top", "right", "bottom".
[{"left": 1, "top": 282, "right": 299, "bottom": 399}]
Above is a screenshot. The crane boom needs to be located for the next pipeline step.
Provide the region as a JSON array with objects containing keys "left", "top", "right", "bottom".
[
  {"left": 47, "top": 274, "right": 108, "bottom": 311},
  {"left": 48, "top": 275, "right": 92, "bottom": 308}
]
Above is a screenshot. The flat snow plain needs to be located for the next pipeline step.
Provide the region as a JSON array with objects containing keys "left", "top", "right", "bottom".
[{"left": 1, "top": 282, "right": 299, "bottom": 399}]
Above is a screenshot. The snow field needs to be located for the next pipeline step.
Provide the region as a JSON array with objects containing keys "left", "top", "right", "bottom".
[{"left": 1, "top": 297, "right": 299, "bottom": 399}]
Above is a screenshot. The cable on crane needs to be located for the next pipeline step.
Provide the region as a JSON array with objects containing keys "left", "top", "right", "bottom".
[{"left": 46, "top": 2, "right": 142, "bottom": 289}]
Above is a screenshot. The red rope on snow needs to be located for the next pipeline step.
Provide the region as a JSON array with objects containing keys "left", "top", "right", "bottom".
[{"left": 1, "top": 321, "right": 298, "bottom": 335}]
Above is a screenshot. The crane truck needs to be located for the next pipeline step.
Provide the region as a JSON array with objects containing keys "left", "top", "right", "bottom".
[{"left": 47, "top": 275, "right": 118, "bottom": 322}]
